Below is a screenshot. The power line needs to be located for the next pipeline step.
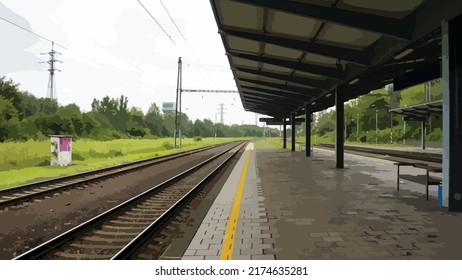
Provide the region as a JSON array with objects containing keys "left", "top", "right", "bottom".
[
  {"left": 159, "top": 0, "right": 186, "bottom": 41},
  {"left": 0, "top": 16, "right": 68, "bottom": 50},
  {"left": 152, "top": 2, "right": 220, "bottom": 89},
  {"left": 136, "top": 0, "right": 176, "bottom": 45},
  {"left": 1, "top": 14, "right": 163, "bottom": 97}
]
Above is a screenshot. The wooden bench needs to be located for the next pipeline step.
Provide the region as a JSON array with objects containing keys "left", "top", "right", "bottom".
[{"left": 394, "top": 162, "right": 442, "bottom": 200}]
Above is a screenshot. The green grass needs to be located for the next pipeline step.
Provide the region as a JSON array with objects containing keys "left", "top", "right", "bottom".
[
  {"left": 253, "top": 138, "right": 282, "bottom": 149},
  {"left": 0, "top": 137, "right": 237, "bottom": 190},
  {"left": 296, "top": 135, "right": 412, "bottom": 148},
  {"left": 342, "top": 141, "right": 412, "bottom": 148},
  {"left": 295, "top": 135, "right": 334, "bottom": 145}
]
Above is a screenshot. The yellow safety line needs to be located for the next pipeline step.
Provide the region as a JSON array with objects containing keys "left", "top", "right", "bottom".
[{"left": 220, "top": 150, "right": 251, "bottom": 260}]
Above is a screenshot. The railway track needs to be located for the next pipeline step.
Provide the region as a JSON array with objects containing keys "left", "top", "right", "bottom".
[
  {"left": 0, "top": 142, "right": 233, "bottom": 208},
  {"left": 14, "top": 141, "right": 247, "bottom": 260},
  {"left": 313, "top": 143, "right": 442, "bottom": 164}
]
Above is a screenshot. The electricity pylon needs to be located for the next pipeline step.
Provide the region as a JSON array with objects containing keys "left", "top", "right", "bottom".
[{"left": 40, "top": 41, "right": 62, "bottom": 100}]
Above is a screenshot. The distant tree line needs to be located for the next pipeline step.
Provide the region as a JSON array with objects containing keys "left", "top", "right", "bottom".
[{"left": 0, "top": 76, "right": 279, "bottom": 142}]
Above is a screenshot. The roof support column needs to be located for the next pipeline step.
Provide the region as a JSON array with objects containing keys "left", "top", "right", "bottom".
[
  {"left": 336, "top": 87, "right": 344, "bottom": 168},
  {"left": 442, "top": 16, "right": 462, "bottom": 211},
  {"left": 421, "top": 119, "right": 426, "bottom": 150},
  {"left": 291, "top": 113, "right": 296, "bottom": 152},
  {"left": 305, "top": 106, "right": 311, "bottom": 157},
  {"left": 283, "top": 121, "right": 287, "bottom": 149}
]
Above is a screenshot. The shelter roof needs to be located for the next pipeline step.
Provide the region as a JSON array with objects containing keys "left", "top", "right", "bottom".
[
  {"left": 210, "top": 0, "right": 462, "bottom": 118},
  {"left": 389, "top": 100, "right": 442, "bottom": 121}
]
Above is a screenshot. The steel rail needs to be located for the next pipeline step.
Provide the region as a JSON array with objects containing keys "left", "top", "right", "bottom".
[
  {"left": 312, "top": 143, "right": 441, "bottom": 164},
  {"left": 111, "top": 142, "right": 245, "bottom": 259},
  {"left": 13, "top": 141, "right": 246, "bottom": 260}
]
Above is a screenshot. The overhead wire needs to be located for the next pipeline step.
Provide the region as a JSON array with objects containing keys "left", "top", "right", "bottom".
[
  {"left": 156, "top": 0, "right": 219, "bottom": 89},
  {"left": 2, "top": 1, "right": 228, "bottom": 102},
  {"left": 159, "top": 0, "right": 186, "bottom": 41},
  {"left": 136, "top": 0, "right": 176, "bottom": 45},
  {"left": 1, "top": 14, "right": 161, "bottom": 93},
  {"left": 0, "top": 16, "right": 68, "bottom": 50}
]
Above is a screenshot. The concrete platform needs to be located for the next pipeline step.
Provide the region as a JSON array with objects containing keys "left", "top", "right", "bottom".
[{"left": 183, "top": 144, "right": 462, "bottom": 260}]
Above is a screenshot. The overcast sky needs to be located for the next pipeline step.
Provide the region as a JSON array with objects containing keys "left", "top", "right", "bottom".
[{"left": 0, "top": 0, "right": 263, "bottom": 125}]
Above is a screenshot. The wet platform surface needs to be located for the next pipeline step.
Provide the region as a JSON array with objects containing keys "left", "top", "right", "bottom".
[{"left": 183, "top": 145, "right": 462, "bottom": 260}]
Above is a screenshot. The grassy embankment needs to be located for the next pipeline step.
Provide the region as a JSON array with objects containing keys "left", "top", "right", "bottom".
[
  {"left": 253, "top": 136, "right": 332, "bottom": 150},
  {"left": 253, "top": 136, "right": 412, "bottom": 151},
  {"left": 0, "top": 138, "right": 238, "bottom": 190},
  {"left": 253, "top": 137, "right": 282, "bottom": 149},
  {"left": 296, "top": 135, "right": 412, "bottom": 148}
]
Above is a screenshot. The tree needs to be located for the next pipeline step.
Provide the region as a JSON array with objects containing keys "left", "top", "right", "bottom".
[
  {"left": 0, "top": 96, "right": 21, "bottom": 142},
  {"left": 61, "top": 104, "right": 84, "bottom": 136},
  {"left": 145, "top": 103, "right": 164, "bottom": 137},
  {"left": 22, "top": 93, "right": 58, "bottom": 117},
  {"left": 127, "top": 107, "right": 146, "bottom": 137},
  {"left": 91, "top": 95, "right": 130, "bottom": 132},
  {"left": 163, "top": 114, "right": 175, "bottom": 136},
  {"left": 0, "top": 76, "right": 25, "bottom": 119},
  {"left": 193, "top": 119, "right": 213, "bottom": 137},
  {"left": 316, "top": 110, "right": 335, "bottom": 136}
]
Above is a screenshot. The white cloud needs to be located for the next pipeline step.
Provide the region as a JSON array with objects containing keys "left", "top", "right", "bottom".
[{"left": 1, "top": 0, "right": 260, "bottom": 125}]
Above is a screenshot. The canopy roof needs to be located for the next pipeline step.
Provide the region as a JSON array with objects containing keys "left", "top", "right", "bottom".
[
  {"left": 389, "top": 100, "right": 442, "bottom": 121},
  {"left": 210, "top": 0, "right": 462, "bottom": 118}
]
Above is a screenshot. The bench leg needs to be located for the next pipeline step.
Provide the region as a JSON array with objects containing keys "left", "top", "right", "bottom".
[{"left": 397, "top": 165, "right": 400, "bottom": 191}]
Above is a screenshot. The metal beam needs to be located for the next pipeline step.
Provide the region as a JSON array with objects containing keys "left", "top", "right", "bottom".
[
  {"left": 182, "top": 89, "right": 238, "bottom": 93},
  {"left": 400, "top": 109, "right": 433, "bottom": 118},
  {"left": 408, "top": 0, "right": 462, "bottom": 44},
  {"left": 244, "top": 94, "right": 299, "bottom": 103},
  {"left": 305, "top": 106, "right": 311, "bottom": 157},
  {"left": 403, "top": 116, "right": 427, "bottom": 122},
  {"left": 343, "top": 79, "right": 391, "bottom": 101},
  {"left": 244, "top": 100, "right": 294, "bottom": 113},
  {"left": 421, "top": 120, "right": 426, "bottom": 150},
  {"left": 291, "top": 113, "right": 296, "bottom": 152},
  {"left": 381, "top": 59, "right": 437, "bottom": 75},
  {"left": 335, "top": 87, "right": 344, "bottom": 169},
  {"left": 442, "top": 16, "right": 462, "bottom": 211},
  {"left": 283, "top": 122, "right": 287, "bottom": 149},
  {"left": 232, "top": 0, "right": 413, "bottom": 40},
  {"left": 236, "top": 67, "right": 331, "bottom": 90},
  {"left": 241, "top": 86, "right": 313, "bottom": 102},
  {"left": 393, "top": 61, "right": 441, "bottom": 91},
  {"left": 229, "top": 52, "right": 345, "bottom": 80},
  {"left": 308, "top": 93, "right": 335, "bottom": 113},
  {"left": 259, "top": 117, "right": 283, "bottom": 122},
  {"left": 267, "top": 121, "right": 302, "bottom": 126},
  {"left": 221, "top": 28, "right": 371, "bottom": 65},
  {"left": 239, "top": 77, "right": 320, "bottom": 96},
  {"left": 242, "top": 94, "right": 302, "bottom": 107}
]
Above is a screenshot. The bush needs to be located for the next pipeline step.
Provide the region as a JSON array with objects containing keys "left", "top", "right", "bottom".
[
  {"left": 193, "top": 136, "right": 202, "bottom": 142},
  {"left": 162, "top": 141, "right": 173, "bottom": 150},
  {"left": 427, "top": 128, "right": 442, "bottom": 141},
  {"left": 84, "top": 149, "right": 123, "bottom": 158},
  {"left": 358, "top": 129, "right": 392, "bottom": 144},
  {"left": 73, "top": 152, "right": 85, "bottom": 161}
]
